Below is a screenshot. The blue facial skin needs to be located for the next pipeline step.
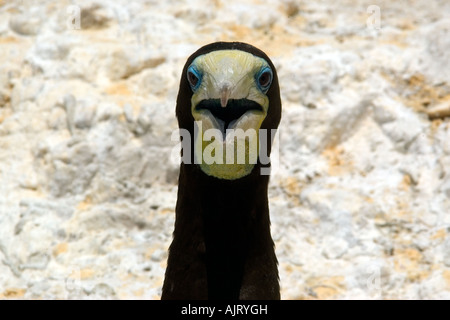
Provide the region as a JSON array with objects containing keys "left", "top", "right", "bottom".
[
  {"left": 255, "top": 66, "right": 273, "bottom": 94},
  {"left": 187, "top": 65, "right": 203, "bottom": 92},
  {"left": 188, "top": 63, "right": 273, "bottom": 95}
]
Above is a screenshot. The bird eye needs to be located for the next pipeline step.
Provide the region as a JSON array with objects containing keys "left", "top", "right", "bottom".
[
  {"left": 187, "top": 65, "right": 202, "bottom": 91},
  {"left": 256, "top": 67, "right": 273, "bottom": 93}
]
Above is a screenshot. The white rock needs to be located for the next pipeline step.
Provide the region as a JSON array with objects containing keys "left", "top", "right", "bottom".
[
  {"left": 322, "top": 236, "right": 349, "bottom": 259},
  {"left": 9, "top": 7, "right": 44, "bottom": 36},
  {"left": 103, "top": 46, "right": 166, "bottom": 81},
  {"left": 73, "top": 100, "right": 98, "bottom": 130},
  {"left": 443, "top": 236, "right": 450, "bottom": 267},
  {"left": 420, "top": 20, "right": 450, "bottom": 85},
  {"left": 427, "top": 101, "right": 450, "bottom": 120},
  {"left": 1, "top": 0, "right": 450, "bottom": 300}
]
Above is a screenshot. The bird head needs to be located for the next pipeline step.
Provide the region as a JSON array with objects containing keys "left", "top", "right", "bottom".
[{"left": 176, "top": 42, "right": 281, "bottom": 180}]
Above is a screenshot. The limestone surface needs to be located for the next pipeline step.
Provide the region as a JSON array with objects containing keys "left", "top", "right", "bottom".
[{"left": 0, "top": 0, "right": 449, "bottom": 299}]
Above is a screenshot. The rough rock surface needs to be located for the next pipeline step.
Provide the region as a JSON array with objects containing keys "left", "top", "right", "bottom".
[{"left": 0, "top": 0, "right": 449, "bottom": 299}]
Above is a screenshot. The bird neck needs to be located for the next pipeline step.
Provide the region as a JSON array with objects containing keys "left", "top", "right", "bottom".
[{"left": 177, "top": 163, "right": 272, "bottom": 299}]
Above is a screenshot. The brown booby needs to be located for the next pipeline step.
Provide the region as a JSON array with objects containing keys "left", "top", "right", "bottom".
[{"left": 162, "top": 42, "right": 281, "bottom": 300}]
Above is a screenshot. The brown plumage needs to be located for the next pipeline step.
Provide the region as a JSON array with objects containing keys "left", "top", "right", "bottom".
[{"left": 162, "top": 42, "right": 281, "bottom": 300}]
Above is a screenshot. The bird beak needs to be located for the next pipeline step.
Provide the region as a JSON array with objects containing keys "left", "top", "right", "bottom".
[{"left": 220, "top": 82, "right": 232, "bottom": 108}]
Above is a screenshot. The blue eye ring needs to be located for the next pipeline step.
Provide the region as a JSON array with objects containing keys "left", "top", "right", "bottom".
[
  {"left": 187, "top": 65, "right": 202, "bottom": 91},
  {"left": 256, "top": 66, "right": 273, "bottom": 93}
]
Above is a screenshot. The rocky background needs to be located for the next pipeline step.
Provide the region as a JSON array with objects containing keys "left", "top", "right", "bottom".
[{"left": 0, "top": 0, "right": 449, "bottom": 299}]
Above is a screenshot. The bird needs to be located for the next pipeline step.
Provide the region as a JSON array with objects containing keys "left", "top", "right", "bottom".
[{"left": 161, "top": 42, "right": 281, "bottom": 300}]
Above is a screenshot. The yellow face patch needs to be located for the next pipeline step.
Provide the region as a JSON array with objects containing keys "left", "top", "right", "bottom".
[
  {"left": 190, "top": 50, "right": 270, "bottom": 110},
  {"left": 188, "top": 50, "right": 272, "bottom": 180}
]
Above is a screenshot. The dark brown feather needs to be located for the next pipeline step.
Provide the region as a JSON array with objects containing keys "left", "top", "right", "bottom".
[{"left": 162, "top": 42, "right": 281, "bottom": 300}]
